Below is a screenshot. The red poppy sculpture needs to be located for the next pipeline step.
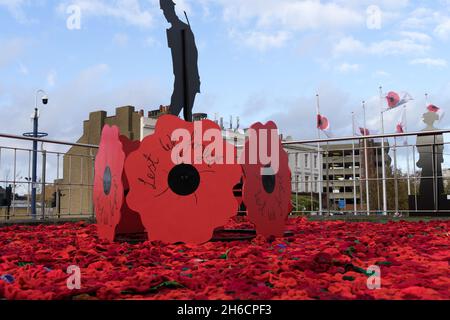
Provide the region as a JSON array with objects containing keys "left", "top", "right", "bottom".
[
  {"left": 124, "top": 115, "right": 242, "bottom": 244},
  {"left": 240, "top": 121, "right": 292, "bottom": 238},
  {"left": 94, "top": 125, "right": 144, "bottom": 241}
]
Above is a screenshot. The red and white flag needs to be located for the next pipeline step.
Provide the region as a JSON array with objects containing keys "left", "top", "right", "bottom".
[
  {"left": 317, "top": 114, "right": 333, "bottom": 137},
  {"left": 317, "top": 114, "right": 329, "bottom": 130},
  {"left": 386, "top": 91, "right": 413, "bottom": 111},
  {"left": 359, "top": 127, "right": 371, "bottom": 136},
  {"left": 396, "top": 108, "right": 408, "bottom": 145},
  {"left": 396, "top": 108, "right": 407, "bottom": 134}
]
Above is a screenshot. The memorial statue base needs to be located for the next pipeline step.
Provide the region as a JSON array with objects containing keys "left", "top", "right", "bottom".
[{"left": 408, "top": 195, "right": 450, "bottom": 216}]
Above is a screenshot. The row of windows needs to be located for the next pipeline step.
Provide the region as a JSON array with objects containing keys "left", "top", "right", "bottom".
[
  {"left": 292, "top": 175, "right": 319, "bottom": 193},
  {"left": 290, "top": 153, "right": 319, "bottom": 169}
]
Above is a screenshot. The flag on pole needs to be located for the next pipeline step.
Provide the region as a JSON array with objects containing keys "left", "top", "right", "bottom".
[
  {"left": 359, "top": 127, "right": 371, "bottom": 136},
  {"left": 357, "top": 127, "right": 380, "bottom": 136},
  {"left": 317, "top": 114, "right": 329, "bottom": 130},
  {"left": 317, "top": 114, "right": 333, "bottom": 137},
  {"left": 385, "top": 91, "right": 413, "bottom": 110},
  {"left": 396, "top": 108, "right": 407, "bottom": 134},
  {"left": 396, "top": 108, "right": 408, "bottom": 145}
]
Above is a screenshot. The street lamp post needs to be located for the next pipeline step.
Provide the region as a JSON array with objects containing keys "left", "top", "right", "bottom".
[{"left": 24, "top": 90, "right": 48, "bottom": 219}]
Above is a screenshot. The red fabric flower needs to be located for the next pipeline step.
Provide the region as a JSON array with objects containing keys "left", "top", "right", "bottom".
[
  {"left": 1, "top": 219, "right": 450, "bottom": 300},
  {"left": 240, "top": 121, "right": 292, "bottom": 238},
  {"left": 94, "top": 125, "right": 144, "bottom": 241},
  {"left": 124, "top": 115, "right": 242, "bottom": 244}
]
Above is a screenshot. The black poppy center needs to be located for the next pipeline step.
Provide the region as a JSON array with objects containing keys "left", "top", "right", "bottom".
[
  {"left": 262, "top": 166, "right": 276, "bottom": 194},
  {"left": 103, "top": 166, "right": 112, "bottom": 195},
  {"left": 168, "top": 164, "right": 201, "bottom": 196}
]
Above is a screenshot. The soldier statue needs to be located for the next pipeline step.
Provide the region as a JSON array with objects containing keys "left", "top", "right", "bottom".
[{"left": 160, "top": 0, "right": 201, "bottom": 122}]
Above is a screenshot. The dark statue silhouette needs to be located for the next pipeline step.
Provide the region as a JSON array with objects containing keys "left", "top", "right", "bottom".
[
  {"left": 160, "top": 0, "right": 200, "bottom": 122},
  {"left": 410, "top": 111, "right": 449, "bottom": 215}
]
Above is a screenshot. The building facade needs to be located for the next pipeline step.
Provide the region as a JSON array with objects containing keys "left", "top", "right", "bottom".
[
  {"left": 322, "top": 140, "right": 390, "bottom": 212},
  {"left": 56, "top": 106, "right": 144, "bottom": 216},
  {"left": 283, "top": 139, "right": 323, "bottom": 194}
]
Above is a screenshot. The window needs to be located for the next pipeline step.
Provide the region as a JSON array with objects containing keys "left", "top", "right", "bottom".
[
  {"left": 305, "top": 154, "right": 309, "bottom": 168},
  {"left": 305, "top": 176, "right": 310, "bottom": 193},
  {"left": 314, "top": 155, "right": 318, "bottom": 169}
]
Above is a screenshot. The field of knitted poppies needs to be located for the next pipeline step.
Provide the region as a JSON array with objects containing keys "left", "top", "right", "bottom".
[{"left": 0, "top": 218, "right": 449, "bottom": 300}]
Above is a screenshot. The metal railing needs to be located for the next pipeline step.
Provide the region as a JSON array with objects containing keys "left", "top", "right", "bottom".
[
  {"left": 284, "top": 129, "right": 450, "bottom": 217},
  {"left": 0, "top": 133, "right": 98, "bottom": 223},
  {"left": 1, "top": 128, "right": 449, "bottom": 223}
]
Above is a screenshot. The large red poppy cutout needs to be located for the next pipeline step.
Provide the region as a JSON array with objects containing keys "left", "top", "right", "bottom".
[
  {"left": 124, "top": 115, "right": 241, "bottom": 244},
  {"left": 115, "top": 136, "right": 147, "bottom": 238},
  {"left": 94, "top": 125, "right": 126, "bottom": 241},
  {"left": 94, "top": 126, "right": 145, "bottom": 241},
  {"left": 240, "top": 121, "right": 292, "bottom": 238}
]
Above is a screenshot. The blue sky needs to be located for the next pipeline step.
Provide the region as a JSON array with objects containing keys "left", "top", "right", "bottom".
[{"left": 1, "top": 0, "right": 450, "bottom": 142}]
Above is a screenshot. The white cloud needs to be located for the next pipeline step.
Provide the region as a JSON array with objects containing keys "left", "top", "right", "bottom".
[
  {"left": 401, "top": 7, "right": 438, "bottom": 30},
  {"left": 333, "top": 36, "right": 431, "bottom": 56},
  {"left": 333, "top": 36, "right": 365, "bottom": 55},
  {"left": 336, "top": 63, "right": 360, "bottom": 73},
  {"left": 76, "top": 64, "right": 110, "bottom": 83},
  {"left": 218, "top": 0, "right": 363, "bottom": 31},
  {"left": 229, "top": 29, "right": 291, "bottom": 51},
  {"left": 262, "top": 83, "right": 354, "bottom": 139},
  {"left": 434, "top": 19, "right": 450, "bottom": 40},
  {"left": 0, "top": 0, "right": 30, "bottom": 23},
  {"left": 399, "top": 31, "right": 432, "bottom": 43},
  {"left": 143, "top": 36, "right": 160, "bottom": 47},
  {"left": 56, "top": 0, "right": 154, "bottom": 28},
  {"left": 410, "top": 58, "right": 448, "bottom": 68},
  {"left": 0, "top": 38, "right": 27, "bottom": 69},
  {"left": 374, "top": 70, "right": 390, "bottom": 77},
  {"left": 47, "top": 70, "right": 57, "bottom": 87},
  {"left": 18, "top": 62, "right": 28, "bottom": 75},
  {"left": 113, "top": 33, "right": 129, "bottom": 47},
  {"left": 0, "top": 63, "right": 167, "bottom": 145}
]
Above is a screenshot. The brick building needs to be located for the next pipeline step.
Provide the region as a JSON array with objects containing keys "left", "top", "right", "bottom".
[{"left": 56, "top": 106, "right": 153, "bottom": 216}]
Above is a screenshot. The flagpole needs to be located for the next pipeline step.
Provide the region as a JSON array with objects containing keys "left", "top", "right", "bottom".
[
  {"left": 404, "top": 105, "right": 412, "bottom": 196},
  {"left": 379, "top": 86, "right": 388, "bottom": 216},
  {"left": 316, "top": 94, "right": 323, "bottom": 216},
  {"left": 393, "top": 135, "right": 399, "bottom": 215},
  {"left": 352, "top": 112, "right": 358, "bottom": 215},
  {"left": 363, "top": 101, "right": 370, "bottom": 216}
]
